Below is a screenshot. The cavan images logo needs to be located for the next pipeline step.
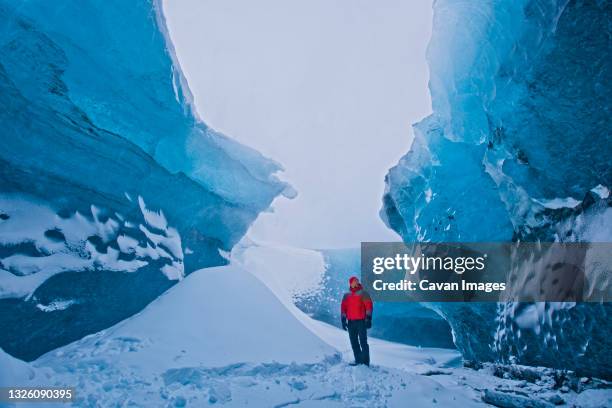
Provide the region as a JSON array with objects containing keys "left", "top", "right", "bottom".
[{"left": 361, "top": 242, "right": 611, "bottom": 302}]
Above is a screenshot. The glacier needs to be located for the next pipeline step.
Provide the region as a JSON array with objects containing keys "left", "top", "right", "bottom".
[
  {"left": 381, "top": 0, "right": 611, "bottom": 379},
  {"left": 0, "top": 0, "right": 291, "bottom": 361}
]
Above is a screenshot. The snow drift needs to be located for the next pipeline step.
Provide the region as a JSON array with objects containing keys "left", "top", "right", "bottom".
[
  {"left": 0, "top": 0, "right": 290, "bottom": 361},
  {"left": 380, "top": 0, "right": 611, "bottom": 378},
  {"left": 5, "top": 252, "right": 607, "bottom": 407},
  {"left": 9, "top": 264, "right": 482, "bottom": 407}
]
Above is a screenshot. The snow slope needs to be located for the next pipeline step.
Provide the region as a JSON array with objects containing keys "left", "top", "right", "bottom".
[
  {"left": 50, "top": 265, "right": 336, "bottom": 369},
  {"left": 231, "top": 241, "right": 457, "bottom": 352},
  {"left": 4, "top": 264, "right": 477, "bottom": 407},
  {"left": 3, "top": 257, "right": 610, "bottom": 407}
]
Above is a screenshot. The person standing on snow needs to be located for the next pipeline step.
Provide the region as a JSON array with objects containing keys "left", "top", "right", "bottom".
[{"left": 341, "top": 276, "right": 373, "bottom": 366}]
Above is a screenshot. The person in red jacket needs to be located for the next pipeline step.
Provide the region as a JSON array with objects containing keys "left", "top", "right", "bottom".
[{"left": 341, "top": 276, "right": 373, "bottom": 366}]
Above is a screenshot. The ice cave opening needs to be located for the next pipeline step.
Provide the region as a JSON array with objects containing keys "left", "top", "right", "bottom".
[
  {"left": 162, "top": 0, "right": 456, "bottom": 350},
  {"left": 162, "top": 0, "right": 433, "bottom": 250}
]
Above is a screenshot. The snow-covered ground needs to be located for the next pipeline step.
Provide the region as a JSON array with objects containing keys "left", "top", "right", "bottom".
[{"left": 2, "top": 244, "right": 610, "bottom": 407}]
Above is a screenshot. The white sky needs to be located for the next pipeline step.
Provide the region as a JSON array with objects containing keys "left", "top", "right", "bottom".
[{"left": 163, "top": 0, "right": 433, "bottom": 249}]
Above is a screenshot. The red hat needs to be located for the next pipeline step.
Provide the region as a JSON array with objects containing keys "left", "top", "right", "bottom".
[{"left": 349, "top": 276, "right": 359, "bottom": 285}]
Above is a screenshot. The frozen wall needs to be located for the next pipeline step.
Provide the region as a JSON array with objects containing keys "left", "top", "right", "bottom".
[
  {"left": 381, "top": 0, "right": 611, "bottom": 378},
  {"left": 0, "top": 0, "right": 289, "bottom": 360}
]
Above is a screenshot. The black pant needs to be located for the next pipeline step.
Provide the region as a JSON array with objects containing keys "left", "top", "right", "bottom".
[{"left": 347, "top": 319, "right": 369, "bottom": 365}]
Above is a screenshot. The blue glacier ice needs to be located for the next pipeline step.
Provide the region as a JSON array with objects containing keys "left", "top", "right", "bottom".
[
  {"left": 381, "top": 0, "right": 611, "bottom": 378},
  {"left": 0, "top": 0, "right": 291, "bottom": 360}
]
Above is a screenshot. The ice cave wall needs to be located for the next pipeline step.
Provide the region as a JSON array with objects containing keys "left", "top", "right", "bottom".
[
  {"left": 381, "top": 0, "right": 611, "bottom": 378},
  {"left": 0, "top": 0, "right": 288, "bottom": 360}
]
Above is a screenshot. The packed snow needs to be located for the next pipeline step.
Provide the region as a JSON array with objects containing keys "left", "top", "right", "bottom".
[
  {"left": 0, "top": 264, "right": 477, "bottom": 407},
  {"left": 2, "top": 244, "right": 609, "bottom": 407}
]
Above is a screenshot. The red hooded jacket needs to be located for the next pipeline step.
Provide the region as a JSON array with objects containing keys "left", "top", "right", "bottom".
[{"left": 341, "top": 277, "right": 373, "bottom": 321}]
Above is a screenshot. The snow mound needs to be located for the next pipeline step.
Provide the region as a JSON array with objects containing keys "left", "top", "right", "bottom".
[
  {"left": 2, "top": 257, "right": 606, "bottom": 407},
  {"left": 38, "top": 265, "right": 336, "bottom": 371},
  {"left": 6, "top": 262, "right": 463, "bottom": 407},
  {"left": 23, "top": 263, "right": 481, "bottom": 407}
]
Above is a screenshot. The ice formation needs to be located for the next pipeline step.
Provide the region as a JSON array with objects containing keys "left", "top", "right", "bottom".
[
  {"left": 381, "top": 0, "right": 611, "bottom": 379},
  {"left": 0, "top": 0, "right": 289, "bottom": 360}
]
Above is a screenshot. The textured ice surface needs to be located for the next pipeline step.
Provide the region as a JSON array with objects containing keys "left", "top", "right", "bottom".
[
  {"left": 381, "top": 0, "right": 611, "bottom": 378},
  {"left": 0, "top": 0, "right": 288, "bottom": 360}
]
